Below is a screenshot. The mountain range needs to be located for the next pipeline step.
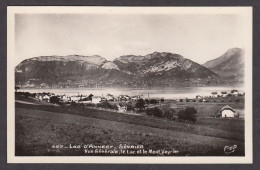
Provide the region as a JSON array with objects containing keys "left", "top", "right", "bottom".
[{"left": 15, "top": 48, "right": 244, "bottom": 88}]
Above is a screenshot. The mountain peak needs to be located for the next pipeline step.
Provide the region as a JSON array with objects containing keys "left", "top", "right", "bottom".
[
  {"left": 203, "top": 48, "right": 244, "bottom": 69},
  {"left": 227, "top": 47, "right": 243, "bottom": 52},
  {"left": 203, "top": 47, "right": 244, "bottom": 82},
  {"left": 144, "top": 51, "right": 184, "bottom": 60},
  {"left": 225, "top": 48, "right": 244, "bottom": 57}
]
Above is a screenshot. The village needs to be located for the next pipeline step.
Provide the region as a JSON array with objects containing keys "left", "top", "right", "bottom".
[
  {"left": 15, "top": 88, "right": 245, "bottom": 156},
  {"left": 15, "top": 88, "right": 244, "bottom": 119}
]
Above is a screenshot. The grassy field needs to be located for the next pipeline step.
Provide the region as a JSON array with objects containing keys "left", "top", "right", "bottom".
[
  {"left": 165, "top": 95, "right": 245, "bottom": 117},
  {"left": 15, "top": 100, "right": 245, "bottom": 156}
]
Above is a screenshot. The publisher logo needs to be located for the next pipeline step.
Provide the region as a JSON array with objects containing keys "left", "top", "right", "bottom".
[{"left": 224, "top": 145, "right": 237, "bottom": 155}]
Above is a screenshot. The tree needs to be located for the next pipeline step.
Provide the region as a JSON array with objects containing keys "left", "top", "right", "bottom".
[
  {"left": 145, "top": 107, "right": 163, "bottom": 117},
  {"left": 146, "top": 108, "right": 153, "bottom": 116},
  {"left": 97, "top": 102, "right": 109, "bottom": 109},
  {"left": 153, "top": 107, "right": 163, "bottom": 117},
  {"left": 164, "top": 108, "right": 176, "bottom": 120},
  {"left": 126, "top": 103, "right": 134, "bottom": 111},
  {"left": 24, "top": 92, "right": 30, "bottom": 98},
  {"left": 88, "top": 94, "right": 94, "bottom": 100},
  {"left": 97, "top": 101, "right": 116, "bottom": 110},
  {"left": 235, "top": 99, "right": 240, "bottom": 102},
  {"left": 50, "top": 96, "right": 60, "bottom": 104},
  {"left": 150, "top": 99, "right": 158, "bottom": 104},
  {"left": 70, "top": 101, "right": 77, "bottom": 107},
  {"left": 177, "top": 107, "right": 197, "bottom": 122},
  {"left": 135, "top": 99, "right": 145, "bottom": 111}
]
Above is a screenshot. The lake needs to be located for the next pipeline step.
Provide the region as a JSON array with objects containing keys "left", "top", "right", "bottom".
[{"left": 18, "top": 86, "right": 244, "bottom": 99}]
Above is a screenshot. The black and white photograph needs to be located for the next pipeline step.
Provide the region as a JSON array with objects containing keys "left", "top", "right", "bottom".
[{"left": 7, "top": 7, "right": 252, "bottom": 163}]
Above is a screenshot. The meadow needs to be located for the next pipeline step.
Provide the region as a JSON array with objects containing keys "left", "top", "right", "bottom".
[{"left": 15, "top": 95, "right": 245, "bottom": 156}]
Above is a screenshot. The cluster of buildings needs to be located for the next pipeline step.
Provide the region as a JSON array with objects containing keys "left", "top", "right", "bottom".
[
  {"left": 210, "top": 89, "right": 241, "bottom": 98},
  {"left": 32, "top": 92, "right": 144, "bottom": 113},
  {"left": 35, "top": 93, "right": 106, "bottom": 104},
  {"left": 19, "top": 87, "right": 244, "bottom": 118},
  {"left": 31, "top": 91, "right": 143, "bottom": 103},
  {"left": 29, "top": 91, "right": 146, "bottom": 114},
  {"left": 117, "top": 95, "right": 141, "bottom": 101},
  {"left": 194, "top": 89, "right": 242, "bottom": 100}
]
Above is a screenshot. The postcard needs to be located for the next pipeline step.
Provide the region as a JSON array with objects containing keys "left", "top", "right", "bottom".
[{"left": 7, "top": 6, "right": 252, "bottom": 163}]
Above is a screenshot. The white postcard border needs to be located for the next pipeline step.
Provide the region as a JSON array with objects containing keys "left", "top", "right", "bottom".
[{"left": 7, "top": 6, "right": 253, "bottom": 164}]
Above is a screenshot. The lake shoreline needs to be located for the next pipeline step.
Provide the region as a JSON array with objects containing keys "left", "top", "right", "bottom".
[{"left": 17, "top": 86, "right": 245, "bottom": 100}]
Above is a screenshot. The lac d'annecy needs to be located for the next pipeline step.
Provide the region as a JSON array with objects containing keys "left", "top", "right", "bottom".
[{"left": 19, "top": 86, "right": 244, "bottom": 100}]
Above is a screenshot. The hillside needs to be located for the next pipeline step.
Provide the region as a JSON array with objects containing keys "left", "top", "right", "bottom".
[
  {"left": 114, "top": 52, "right": 218, "bottom": 86},
  {"left": 203, "top": 48, "right": 245, "bottom": 82},
  {"left": 15, "top": 101, "right": 245, "bottom": 156},
  {"left": 15, "top": 55, "right": 135, "bottom": 87},
  {"left": 15, "top": 52, "right": 219, "bottom": 88}
]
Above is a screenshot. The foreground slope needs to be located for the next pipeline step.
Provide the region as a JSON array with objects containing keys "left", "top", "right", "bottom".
[{"left": 16, "top": 106, "right": 244, "bottom": 156}]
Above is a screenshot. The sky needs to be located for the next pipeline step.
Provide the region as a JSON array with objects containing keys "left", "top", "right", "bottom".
[{"left": 15, "top": 13, "right": 249, "bottom": 65}]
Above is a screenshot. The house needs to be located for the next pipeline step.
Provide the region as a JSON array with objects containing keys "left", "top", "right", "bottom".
[
  {"left": 60, "top": 95, "right": 71, "bottom": 103},
  {"left": 36, "top": 93, "right": 43, "bottom": 100},
  {"left": 101, "top": 97, "right": 107, "bottom": 102},
  {"left": 202, "top": 99, "right": 207, "bottom": 102},
  {"left": 106, "top": 93, "right": 114, "bottom": 101},
  {"left": 220, "top": 105, "right": 238, "bottom": 118},
  {"left": 221, "top": 91, "right": 228, "bottom": 97},
  {"left": 131, "top": 96, "right": 140, "bottom": 101},
  {"left": 211, "top": 92, "right": 218, "bottom": 97},
  {"left": 231, "top": 90, "right": 239, "bottom": 96},
  {"left": 70, "top": 95, "right": 82, "bottom": 102},
  {"left": 124, "top": 95, "right": 131, "bottom": 100},
  {"left": 118, "top": 95, "right": 130, "bottom": 101},
  {"left": 196, "top": 95, "right": 202, "bottom": 99},
  {"left": 118, "top": 95, "right": 124, "bottom": 100},
  {"left": 40, "top": 83, "right": 47, "bottom": 87},
  {"left": 92, "top": 96, "right": 102, "bottom": 104},
  {"left": 42, "top": 94, "right": 50, "bottom": 102},
  {"left": 117, "top": 104, "right": 127, "bottom": 112},
  {"left": 60, "top": 95, "right": 70, "bottom": 101}
]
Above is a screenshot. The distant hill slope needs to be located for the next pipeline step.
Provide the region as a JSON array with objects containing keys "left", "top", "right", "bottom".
[
  {"left": 15, "top": 55, "right": 135, "bottom": 87},
  {"left": 114, "top": 52, "right": 218, "bottom": 81},
  {"left": 15, "top": 52, "right": 219, "bottom": 88},
  {"left": 203, "top": 48, "right": 244, "bottom": 82}
]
